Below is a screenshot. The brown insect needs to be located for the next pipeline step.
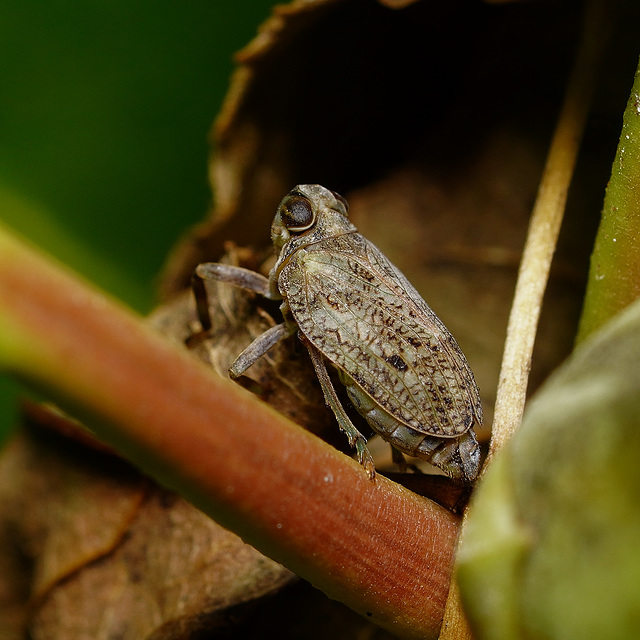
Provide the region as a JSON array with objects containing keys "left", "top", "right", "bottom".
[{"left": 193, "top": 185, "right": 482, "bottom": 481}]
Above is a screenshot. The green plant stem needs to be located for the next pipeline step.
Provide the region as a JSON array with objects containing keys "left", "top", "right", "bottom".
[
  {"left": 0, "top": 221, "right": 460, "bottom": 639},
  {"left": 577, "top": 55, "right": 640, "bottom": 342}
]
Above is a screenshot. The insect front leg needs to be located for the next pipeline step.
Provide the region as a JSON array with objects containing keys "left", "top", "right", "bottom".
[
  {"left": 302, "top": 337, "right": 376, "bottom": 480},
  {"left": 193, "top": 262, "right": 297, "bottom": 378},
  {"left": 193, "top": 263, "right": 275, "bottom": 332}
]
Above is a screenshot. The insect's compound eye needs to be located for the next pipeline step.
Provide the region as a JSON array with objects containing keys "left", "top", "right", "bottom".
[
  {"left": 280, "top": 195, "right": 316, "bottom": 233},
  {"left": 331, "top": 190, "right": 349, "bottom": 215}
]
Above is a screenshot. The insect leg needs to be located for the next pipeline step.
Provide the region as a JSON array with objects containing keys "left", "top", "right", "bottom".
[
  {"left": 193, "top": 263, "right": 273, "bottom": 331},
  {"left": 391, "top": 446, "right": 407, "bottom": 470},
  {"left": 195, "top": 263, "right": 272, "bottom": 295},
  {"left": 302, "top": 338, "right": 376, "bottom": 480},
  {"left": 229, "top": 322, "right": 297, "bottom": 378}
]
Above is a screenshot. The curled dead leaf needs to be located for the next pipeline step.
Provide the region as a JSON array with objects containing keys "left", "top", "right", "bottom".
[{"left": 161, "top": 0, "right": 600, "bottom": 440}]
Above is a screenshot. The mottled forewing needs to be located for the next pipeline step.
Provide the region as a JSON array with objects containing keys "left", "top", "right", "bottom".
[{"left": 279, "top": 233, "right": 482, "bottom": 437}]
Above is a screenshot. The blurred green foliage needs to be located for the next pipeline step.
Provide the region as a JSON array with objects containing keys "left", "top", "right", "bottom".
[
  {"left": 0, "top": 0, "right": 275, "bottom": 443},
  {"left": 458, "top": 294, "right": 640, "bottom": 640}
]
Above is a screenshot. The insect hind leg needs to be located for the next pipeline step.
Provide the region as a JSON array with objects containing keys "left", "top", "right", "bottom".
[{"left": 302, "top": 337, "right": 376, "bottom": 480}]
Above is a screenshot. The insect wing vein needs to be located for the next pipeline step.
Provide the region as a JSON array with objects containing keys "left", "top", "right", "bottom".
[{"left": 281, "top": 235, "right": 478, "bottom": 437}]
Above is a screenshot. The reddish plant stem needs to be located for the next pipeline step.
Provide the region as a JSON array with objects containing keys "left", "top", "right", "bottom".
[{"left": 0, "top": 226, "right": 460, "bottom": 639}]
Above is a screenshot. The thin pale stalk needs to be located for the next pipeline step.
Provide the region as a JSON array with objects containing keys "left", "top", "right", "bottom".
[
  {"left": 439, "top": 0, "right": 612, "bottom": 637},
  {"left": 0, "top": 222, "right": 459, "bottom": 639},
  {"left": 488, "top": 0, "right": 609, "bottom": 461}
]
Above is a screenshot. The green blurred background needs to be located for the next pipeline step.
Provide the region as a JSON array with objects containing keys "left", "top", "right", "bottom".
[{"left": 0, "top": 0, "right": 275, "bottom": 443}]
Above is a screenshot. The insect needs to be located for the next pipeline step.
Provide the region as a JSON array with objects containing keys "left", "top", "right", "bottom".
[{"left": 193, "top": 185, "right": 482, "bottom": 482}]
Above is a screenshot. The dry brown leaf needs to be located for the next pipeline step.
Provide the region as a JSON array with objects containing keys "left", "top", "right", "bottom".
[{"left": 0, "top": 423, "right": 299, "bottom": 640}]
